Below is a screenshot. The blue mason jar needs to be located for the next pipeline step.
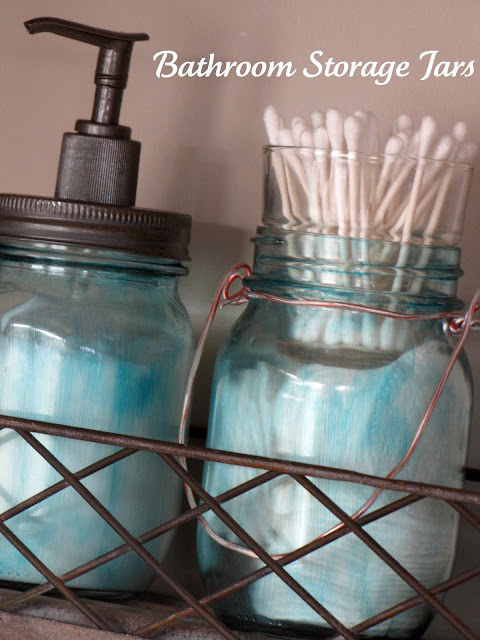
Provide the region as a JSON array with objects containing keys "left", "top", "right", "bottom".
[
  {"left": 198, "top": 228, "right": 473, "bottom": 638},
  {"left": 0, "top": 196, "right": 194, "bottom": 593}
]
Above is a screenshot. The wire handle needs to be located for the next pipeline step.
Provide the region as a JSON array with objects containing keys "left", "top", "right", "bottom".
[{"left": 179, "top": 263, "right": 480, "bottom": 559}]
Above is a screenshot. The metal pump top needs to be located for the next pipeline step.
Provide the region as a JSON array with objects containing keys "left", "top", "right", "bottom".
[
  {"left": 0, "top": 17, "right": 191, "bottom": 261},
  {"left": 25, "top": 17, "right": 149, "bottom": 207},
  {"left": 25, "top": 17, "right": 149, "bottom": 141}
]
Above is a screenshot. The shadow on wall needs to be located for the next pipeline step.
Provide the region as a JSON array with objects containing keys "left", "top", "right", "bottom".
[{"left": 179, "top": 221, "right": 254, "bottom": 428}]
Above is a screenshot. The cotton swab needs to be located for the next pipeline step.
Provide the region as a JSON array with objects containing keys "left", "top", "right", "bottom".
[
  {"left": 300, "top": 129, "right": 322, "bottom": 227},
  {"left": 310, "top": 110, "right": 325, "bottom": 129},
  {"left": 292, "top": 116, "right": 310, "bottom": 146},
  {"left": 391, "top": 117, "right": 437, "bottom": 293},
  {"left": 353, "top": 111, "right": 378, "bottom": 235},
  {"left": 263, "top": 105, "right": 282, "bottom": 145},
  {"left": 392, "top": 113, "right": 413, "bottom": 136},
  {"left": 452, "top": 121, "right": 468, "bottom": 146},
  {"left": 373, "top": 135, "right": 405, "bottom": 218},
  {"left": 278, "top": 127, "right": 309, "bottom": 226},
  {"left": 372, "top": 152, "right": 416, "bottom": 229},
  {"left": 264, "top": 106, "right": 294, "bottom": 226},
  {"left": 379, "top": 131, "right": 420, "bottom": 232},
  {"left": 313, "top": 127, "right": 330, "bottom": 149},
  {"left": 344, "top": 115, "right": 363, "bottom": 237},
  {"left": 264, "top": 106, "right": 475, "bottom": 253},
  {"left": 362, "top": 112, "right": 381, "bottom": 228},
  {"left": 313, "top": 127, "right": 331, "bottom": 227},
  {"left": 395, "top": 130, "right": 410, "bottom": 153},
  {"left": 278, "top": 127, "right": 310, "bottom": 195},
  {"left": 391, "top": 134, "right": 454, "bottom": 236},
  {"left": 401, "top": 116, "right": 437, "bottom": 243},
  {"left": 326, "top": 109, "right": 348, "bottom": 235},
  {"left": 325, "top": 109, "right": 345, "bottom": 152},
  {"left": 408, "top": 135, "right": 460, "bottom": 293}
]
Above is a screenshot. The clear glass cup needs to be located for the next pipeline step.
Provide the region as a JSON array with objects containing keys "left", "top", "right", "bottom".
[{"left": 263, "top": 146, "right": 473, "bottom": 246}]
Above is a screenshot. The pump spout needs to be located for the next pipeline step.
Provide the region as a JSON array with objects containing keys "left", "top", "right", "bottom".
[
  {"left": 25, "top": 17, "right": 149, "bottom": 206},
  {"left": 25, "top": 17, "right": 149, "bottom": 138}
]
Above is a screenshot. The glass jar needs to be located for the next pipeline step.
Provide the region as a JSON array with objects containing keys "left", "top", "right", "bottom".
[
  {"left": 0, "top": 227, "right": 194, "bottom": 593},
  {"left": 198, "top": 149, "right": 474, "bottom": 638}
]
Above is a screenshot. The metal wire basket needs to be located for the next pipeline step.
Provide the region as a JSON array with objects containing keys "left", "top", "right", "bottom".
[{"left": 0, "top": 413, "right": 478, "bottom": 639}]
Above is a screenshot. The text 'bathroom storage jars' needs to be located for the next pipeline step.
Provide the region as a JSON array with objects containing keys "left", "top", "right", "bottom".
[
  {"left": 198, "top": 145, "right": 474, "bottom": 638},
  {"left": 0, "top": 18, "right": 194, "bottom": 593}
]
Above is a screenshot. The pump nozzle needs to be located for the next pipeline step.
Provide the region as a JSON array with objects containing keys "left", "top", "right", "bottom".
[
  {"left": 0, "top": 17, "right": 191, "bottom": 260},
  {"left": 25, "top": 17, "right": 149, "bottom": 138},
  {"left": 25, "top": 17, "right": 149, "bottom": 206}
]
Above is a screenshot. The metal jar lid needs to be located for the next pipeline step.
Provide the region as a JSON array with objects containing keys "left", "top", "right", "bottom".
[{"left": 0, "top": 195, "right": 191, "bottom": 261}]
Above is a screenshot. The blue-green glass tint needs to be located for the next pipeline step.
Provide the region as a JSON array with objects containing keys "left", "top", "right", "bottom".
[
  {"left": 0, "top": 240, "right": 194, "bottom": 592},
  {"left": 198, "top": 231, "right": 472, "bottom": 639}
]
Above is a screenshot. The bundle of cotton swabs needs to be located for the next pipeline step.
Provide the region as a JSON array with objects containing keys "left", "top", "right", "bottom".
[
  {"left": 264, "top": 106, "right": 477, "bottom": 246},
  {"left": 262, "top": 106, "right": 477, "bottom": 352}
]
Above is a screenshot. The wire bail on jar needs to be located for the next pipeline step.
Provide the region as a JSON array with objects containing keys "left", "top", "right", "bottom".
[{"left": 179, "top": 263, "right": 480, "bottom": 559}]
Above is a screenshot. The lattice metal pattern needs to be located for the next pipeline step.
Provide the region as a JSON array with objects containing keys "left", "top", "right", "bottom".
[{"left": 0, "top": 414, "right": 478, "bottom": 639}]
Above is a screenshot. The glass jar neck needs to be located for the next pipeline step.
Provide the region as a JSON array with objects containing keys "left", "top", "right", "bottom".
[
  {"left": 247, "top": 227, "right": 463, "bottom": 314},
  {"left": 0, "top": 238, "right": 188, "bottom": 279}
]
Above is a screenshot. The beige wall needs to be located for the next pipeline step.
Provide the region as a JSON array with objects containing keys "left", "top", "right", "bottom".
[{"left": 1, "top": 0, "right": 480, "bottom": 466}]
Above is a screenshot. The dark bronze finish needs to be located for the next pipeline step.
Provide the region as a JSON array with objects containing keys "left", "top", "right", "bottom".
[
  {"left": 1, "top": 17, "right": 191, "bottom": 258},
  {"left": 25, "top": 17, "right": 148, "bottom": 137},
  {"left": 0, "top": 195, "right": 191, "bottom": 260}
]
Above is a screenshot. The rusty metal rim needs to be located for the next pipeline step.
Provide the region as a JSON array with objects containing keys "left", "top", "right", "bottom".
[{"left": 1, "top": 415, "right": 479, "bottom": 505}]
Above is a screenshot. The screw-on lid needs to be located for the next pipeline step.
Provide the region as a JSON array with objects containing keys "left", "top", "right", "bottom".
[
  {"left": 0, "top": 17, "right": 191, "bottom": 261},
  {"left": 0, "top": 195, "right": 191, "bottom": 260}
]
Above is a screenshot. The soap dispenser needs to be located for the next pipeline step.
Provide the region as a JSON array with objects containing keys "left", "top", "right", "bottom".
[{"left": 0, "top": 18, "right": 194, "bottom": 593}]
